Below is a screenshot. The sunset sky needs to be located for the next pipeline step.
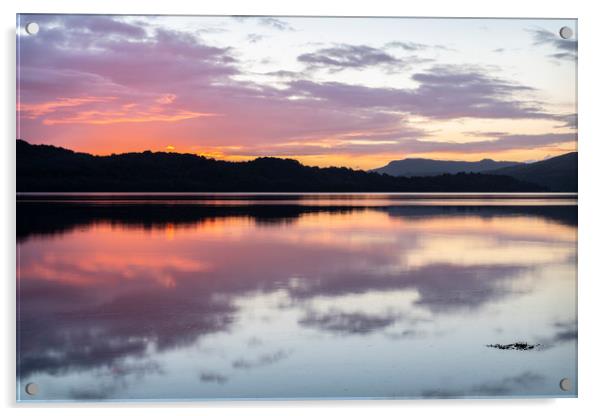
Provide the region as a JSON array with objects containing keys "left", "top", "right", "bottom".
[{"left": 17, "top": 15, "right": 577, "bottom": 169}]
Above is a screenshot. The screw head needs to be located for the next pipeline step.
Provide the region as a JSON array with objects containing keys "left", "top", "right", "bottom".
[
  {"left": 559, "top": 26, "right": 573, "bottom": 40},
  {"left": 25, "top": 382, "right": 38, "bottom": 396},
  {"left": 559, "top": 378, "right": 571, "bottom": 391},
  {"left": 25, "top": 22, "right": 39, "bottom": 35}
]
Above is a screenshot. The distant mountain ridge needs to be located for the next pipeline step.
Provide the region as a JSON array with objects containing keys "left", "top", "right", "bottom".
[
  {"left": 16, "top": 140, "right": 547, "bottom": 192},
  {"left": 372, "top": 152, "right": 577, "bottom": 192},
  {"left": 372, "top": 158, "right": 522, "bottom": 176},
  {"left": 485, "top": 152, "right": 577, "bottom": 192}
]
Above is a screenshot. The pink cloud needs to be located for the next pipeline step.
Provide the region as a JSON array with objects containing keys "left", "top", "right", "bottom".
[{"left": 18, "top": 96, "right": 116, "bottom": 118}]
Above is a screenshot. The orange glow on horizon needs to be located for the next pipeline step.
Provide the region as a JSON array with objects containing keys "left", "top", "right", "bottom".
[
  {"left": 18, "top": 95, "right": 576, "bottom": 169},
  {"left": 34, "top": 141, "right": 576, "bottom": 171}
]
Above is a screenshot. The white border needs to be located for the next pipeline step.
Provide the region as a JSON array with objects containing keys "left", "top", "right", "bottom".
[{"left": 2, "top": 1, "right": 601, "bottom": 415}]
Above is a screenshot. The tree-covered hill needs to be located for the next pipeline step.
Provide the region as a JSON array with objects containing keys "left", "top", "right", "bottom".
[{"left": 16, "top": 140, "right": 548, "bottom": 192}]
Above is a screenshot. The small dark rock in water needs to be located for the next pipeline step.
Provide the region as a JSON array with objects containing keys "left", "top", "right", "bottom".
[{"left": 486, "top": 342, "right": 541, "bottom": 350}]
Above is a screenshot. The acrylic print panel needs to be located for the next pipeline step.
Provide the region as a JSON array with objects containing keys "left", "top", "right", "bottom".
[{"left": 16, "top": 14, "right": 577, "bottom": 401}]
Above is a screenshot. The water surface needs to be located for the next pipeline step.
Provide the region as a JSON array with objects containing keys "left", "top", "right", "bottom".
[{"left": 17, "top": 193, "right": 577, "bottom": 400}]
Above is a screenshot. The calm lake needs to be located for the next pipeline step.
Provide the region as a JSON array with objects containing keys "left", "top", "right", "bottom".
[{"left": 16, "top": 193, "right": 577, "bottom": 400}]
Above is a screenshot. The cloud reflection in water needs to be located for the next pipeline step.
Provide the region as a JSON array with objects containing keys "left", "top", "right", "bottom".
[{"left": 17, "top": 197, "right": 577, "bottom": 399}]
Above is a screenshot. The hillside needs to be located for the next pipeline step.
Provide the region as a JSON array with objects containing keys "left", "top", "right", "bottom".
[
  {"left": 16, "top": 140, "right": 548, "bottom": 192},
  {"left": 486, "top": 152, "right": 577, "bottom": 192},
  {"left": 372, "top": 158, "right": 521, "bottom": 177}
]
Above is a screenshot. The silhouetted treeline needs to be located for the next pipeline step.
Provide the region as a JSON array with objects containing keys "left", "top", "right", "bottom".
[{"left": 17, "top": 140, "right": 548, "bottom": 192}]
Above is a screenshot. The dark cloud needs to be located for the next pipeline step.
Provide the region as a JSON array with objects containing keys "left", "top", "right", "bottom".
[
  {"left": 407, "top": 264, "right": 526, "bottom": 312},
  {"left": 265, "top": 69, "right": 299, "bottom": 77},
  {"left": 63, "top": 15, "right": 147, "bottom": 38},
  {"left": 230, "top": 132, "right": 575, "bottom": 158},
  {"left": 65, "top": 361, "right": 163, "bottom": 400},
  {"left": 258, "top": 17, "right": 293, "bottom": 31},
  {"left": 534, "top": 320, "right": 577, "bottom": 350},
  {"left": 17, "top": 274, "right": 235, "bottom": 378},
  {"left": 530, "top": 28, "right": 577, "bottom": 61},
  {"left": 552, "top": 320, "right": 578, "bottom": 342},
  {"left": 557, "top": 113, "right": 577, "bottom": 129},
  {"left": 287, "top": 65, "right": 556, "bottom": 121},
  {"left": 404, "top": 133, "right": 577, "bottom": 154},
  {"left": 385, "top": 41, "right": 451, "bottom": 52},
  {"left": 107, "top": 360, "right": 164, "bottom": 378},
  {"left": 411, "top": 67, "right": 530, "bottom": 90},
  {"left": 384, "top": 329, "right": 426, "bottom": 340},
  {"left": 298, "top": 44, "right": 407, "bottom": 72},
  {"left": 232, "top": 350, "right": 290, "bottom": 369},
  {"left": 287, "top": 263, "right": 528, "bottom": 314},
  {"left": 299, "top": 309, "right": 399, "bottom": 334},
  {"left": 25, "top": 14, "right": 147, "bottom": 38},
  {"left": 384, "top": 41, "right": 428, "bottom": 51},
  {"left": 234, "top": 16, "right": 294, "bottom": 31},
  {"left": 199, "top": 371, "right": 229, "bottom": 384}
]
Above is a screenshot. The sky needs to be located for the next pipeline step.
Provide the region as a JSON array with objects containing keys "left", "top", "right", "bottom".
[{"left": 17, "top": 15, "right": 577, "bottom": 169}]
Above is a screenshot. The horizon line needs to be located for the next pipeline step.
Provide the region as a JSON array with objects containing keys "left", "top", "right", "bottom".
[{"left": 17, "top": 139, "right": 576, "bottom": 171}]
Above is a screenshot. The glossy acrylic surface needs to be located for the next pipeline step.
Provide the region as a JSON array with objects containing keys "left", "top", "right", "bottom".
[
  {"left": 17, "top": 14, "right": 578, "bottom": 401},
  {"left": 17, "top": 194, "right": 577, "bottom": 401}
]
